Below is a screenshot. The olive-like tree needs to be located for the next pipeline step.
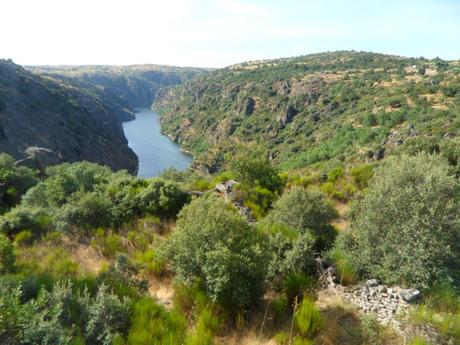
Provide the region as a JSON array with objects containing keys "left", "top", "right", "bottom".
[
  {"left": 346, "top": 153, "right": 460, "bottom": 289},
  {"left": 166, "top": 195, "right": 267, "bottom": 311}
]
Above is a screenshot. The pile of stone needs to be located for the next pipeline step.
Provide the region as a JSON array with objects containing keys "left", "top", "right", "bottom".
[{"left": 341, "top": 279, "right": 421, "bottom": 330}]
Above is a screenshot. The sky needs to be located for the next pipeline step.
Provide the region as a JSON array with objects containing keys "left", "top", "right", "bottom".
[{"left": 1, "top": 0, "right": 460, "bottom": 68}]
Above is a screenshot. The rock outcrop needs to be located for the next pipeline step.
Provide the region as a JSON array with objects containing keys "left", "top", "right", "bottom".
[
  {"left": 15, "top": 147, "right": 62, "bottom": 171},
  {"left": 0, "top": 60, "right": 138, "bottom": 173}
]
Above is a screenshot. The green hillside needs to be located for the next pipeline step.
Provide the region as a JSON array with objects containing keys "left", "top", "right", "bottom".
[{"left": 155, "top": 51, "right": 460, "bottom": 172}]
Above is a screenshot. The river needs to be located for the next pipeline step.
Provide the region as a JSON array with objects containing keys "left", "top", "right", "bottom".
[{"left": 122, "top": 108, "right": 192, "bottom": 178}]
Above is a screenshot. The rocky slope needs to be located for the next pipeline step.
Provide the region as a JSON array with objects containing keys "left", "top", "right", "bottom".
[
  {"left": 28, "top": 64, "right": 210, "bottom": 121},
  {"left": 0, "top": 59, "right": 138, "bottom": 173},
  {"left": 155, "top": 51, "right": 460, "bottom": 172}
]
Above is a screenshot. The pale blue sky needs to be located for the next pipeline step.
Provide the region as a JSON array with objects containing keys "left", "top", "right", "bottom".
[{"left": 1, "top": 0, "right": 459, "bottom": 67}]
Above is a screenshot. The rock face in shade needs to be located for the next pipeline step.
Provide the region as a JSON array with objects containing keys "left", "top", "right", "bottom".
[
  {"left": 27, "top": 64, "right": 210, "bottom": 122},
  {"left": 0, "top": 59, "right": 138, "bottom": 174}
]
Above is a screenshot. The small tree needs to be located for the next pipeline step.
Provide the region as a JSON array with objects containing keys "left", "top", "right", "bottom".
[
  {"left": 232, "top": 158, "right": 283, "bottom": 192},
  {"left": 166, "top": 195, "right": 267, "bottom": 311},
  {"left": 265, "top": 187, "right": 337, "bottom": 249},
  {"left": 347, "top": 153, "right": 460, "bottom": 289}
]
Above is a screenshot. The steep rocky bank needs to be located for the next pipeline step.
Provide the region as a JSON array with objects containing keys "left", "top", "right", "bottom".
[
  {"left": 28, "top": 64, "right": 210, "bottom": 122},
  {"left": 0, "top": 59, "right": 138, "bottom": 173}
]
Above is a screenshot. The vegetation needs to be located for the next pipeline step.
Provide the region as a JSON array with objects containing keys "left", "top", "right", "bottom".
[
  {"left": 340, "top": 153, "right": 460, "bottom": 289},
  {"left": 2, "top": 51, "right": 460, "bottom": 344},
  {"left": 166, "top": 195, "right": 267, "bottom": 311},
  {"left": 155, "top": 51, "right": 460, "bottom": 173}
]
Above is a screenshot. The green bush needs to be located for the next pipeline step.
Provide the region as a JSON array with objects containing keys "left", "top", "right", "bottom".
[
  {"left": 166, "top": 195, "right": 268, "bottom": 312},
  {"left": 294, "top": 297, "right": 323, "bottom": 337},
  {"left": 265, "top": 187, "right": 337, "bottom": 249},
  {"left": 13, "top": 229, "right": 33, "bottom": 246},
  {"left": 84, "top": 283, "right": 131, "bottom": 345},
  {"left": 0, "top": 233, "right": 15, "bottom": 274},
  {"left": 351, "top": 164, "right": 374, "bottom": 189},
  {"left": 346, "top": 153, "right": 460, "bottom": 289},
  {"left": 98, "top": 254, "right": 148, "bottom": 298},
  {"left": 284, "top": 272, "right": 314, "bottom": 306},
  {"left": 237, "top": 184, "right": 276, "bottom": 219},
  {"left": 56, "top": 192, "right": 113, "bottom": 233},
  {"left": 185, "top": 308, "right": 221, "bottom": 345},
  {"left": 231, "top": 157, "right": 283, "bottom": 192},
  {"left": 92, "top": 230, "right": 125, "bottom": 258},
  {"left": 328, "top": 239, "right": 357, "bottom": 285},
  {"left": 126, "top": 297, "right": 186, "bottom": 345},
  {"left": 327, "top": 166, "right": 344, "bottom": 182},
  {"left": 0, "top": 205, "right": 52, "bottom": 236},
  {"left": 261, "top": 222, "right": 316, "bottom": 286},
  {"left": 137, "top": 178, "right": 190, "bottom": 217}
]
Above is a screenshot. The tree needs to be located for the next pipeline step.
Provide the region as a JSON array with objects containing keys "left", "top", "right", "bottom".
[
  {"left": 166, "top": 195, "right": 267, "bottom": 311},
  {"left": 265, "top": 187, "right": 337, "bottom": 249},
  {"left": 231, "top": 158, "right": 283, "bottom": 192},
  {"left": 346, "top": 153, "right": 460, "bottom": 289}
]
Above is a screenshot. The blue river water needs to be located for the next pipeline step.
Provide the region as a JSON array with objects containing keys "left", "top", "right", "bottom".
[{"left": 122, "top": 108, "right": 192, "bottom": 178}]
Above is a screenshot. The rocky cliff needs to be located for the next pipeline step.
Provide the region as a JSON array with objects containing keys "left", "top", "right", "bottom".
[
  {"left": 0, "top": 59, "right": 138, "bottom": 173},
  {"left": 28, "top": 65, "right": 210, "bottom": 121}
]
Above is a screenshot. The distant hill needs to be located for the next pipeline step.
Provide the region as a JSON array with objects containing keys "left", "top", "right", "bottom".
[
  {"left": 0, "top": 59, "right": 138, "bottom": 173},
  {"left": 155, "top": 51, "right": 460, "bottom": 172},
  {"left": 28, "top": 64, "right": 211, "bottom": 121}
]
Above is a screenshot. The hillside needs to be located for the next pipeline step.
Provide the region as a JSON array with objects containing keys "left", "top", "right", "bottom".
[
  {"left": 28, "top": 64, "right": 211, "bottom": 121},
  {"left": 155, "top": 51, "right": 460, "bottom": 172},
  {"left": 0, "top": 59, "right": 138, "bottom": 173}
]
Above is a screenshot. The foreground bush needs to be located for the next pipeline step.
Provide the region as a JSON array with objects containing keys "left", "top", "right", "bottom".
[
  {"left": 166, "top": 195, "right": 267, "bottom": 311},
  {"left": 345, "top": 153, "right": 460, "bottom": 289}
]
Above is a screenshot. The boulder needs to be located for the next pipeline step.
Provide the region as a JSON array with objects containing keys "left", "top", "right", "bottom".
[
  {"left": 401, "top": 289, "right": 421, "bottom": 303},
  {"left": 15, "top": 146, "right": 61, "bottom": 171},
  {"left": 364, "top": 279, "right": 380, "bottom": 287}
]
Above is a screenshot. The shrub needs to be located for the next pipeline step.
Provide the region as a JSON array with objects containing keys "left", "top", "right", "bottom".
[
  {"left": 232, "top": 157, "right": 283, "bottom": 192},
  {"left": 261, "top": 223, "right": 316, "bottom": 286},
  {"left": 351, "top": 164, "right": 374, "bottom": 189},
  {"left": 284, "top": 272, "right": 314, "bottom": 306},
  {"left": 135, "top": 249, "right": 165, "bottom": 276},
  {"left": 328, "top": 240, "right": 357, "bottom": 285},
  {"left": 55, "top": 192, "right": 113, "bottom": 233},
  {"left": 98, "top": 254, "right": 148, "bottom": 298},
  {"left": 185, "top": 308, "right": 221, "bottom": 345},
  {"left": 0, "top": 205, "right": 51, "bottom": 236},
  {"left": 265, "top": 187, "right": 337, "bottom": 249},
  {"left": 346, "top": 153, "right": 460, "bottom": 289},
  {"left": 294, "top": 297, "right": 323, "bottom": 337},
  {"left": 84, "top": 284, "right": 131, "bottom": 345},
  {"left": 0, "top": 233, "right": 15, "bottom": 274},
  {"left": 137, "top": 178, "right": 190, "bottom": 217},
  {"left": 92, "top": 230, "right": 125, "bottom": 258},
  {"left": 396, "top": 136, "right": 440, "bottom": 156},
  {"left": 237, "top": 184, "right": 276, "bottom": 219},
  {"left": 166, "top": 195, "right": 268, "bottom": 312},
  {"left": 327, "top": 166, "right": 344, "bottom": 182},
  {"left": 126, "top": 297, "right": 186, "bottom": 345},
  {"left": 13, "top": 229, "right": 33, "bottom": 246}
]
